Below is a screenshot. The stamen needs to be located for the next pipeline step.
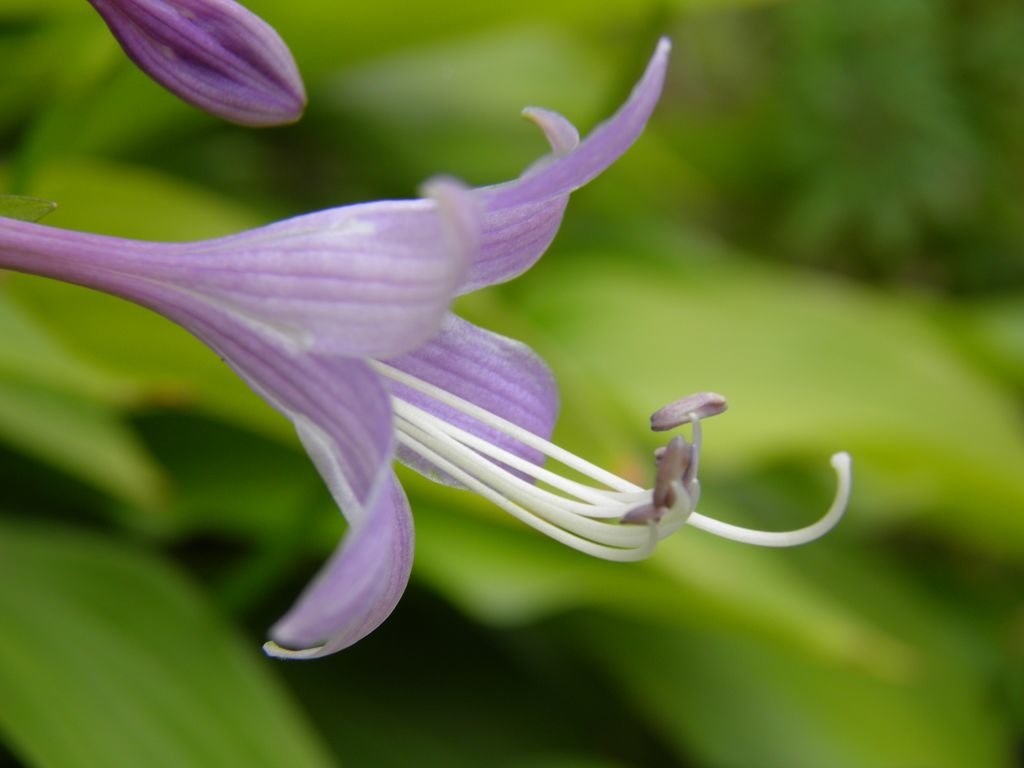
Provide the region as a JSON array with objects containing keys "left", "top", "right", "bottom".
[
  {"left": 620, "top": 502, "right": 662, "bottom": 525},
  {"left": 392, "top": 412, "right": 663, "bottom": 560},
  {"left": 372, "top": 362, "right": 849, "bottom": 558},
  {"left": 684, "top": 415, "right": 702, "bottom": 489},
  {"left": 372, "top": 361, "right": 640, "bottom": 493},
  {"left": 654, "top": 436, "right": 691, "bottom": 509},
  {"left": 650, "top": 392, "right": 727, "bottom": 431}
]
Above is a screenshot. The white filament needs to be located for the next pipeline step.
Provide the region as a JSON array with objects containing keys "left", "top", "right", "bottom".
[{"left": 371, "top": 361, "right": 850, "bottom": 561}]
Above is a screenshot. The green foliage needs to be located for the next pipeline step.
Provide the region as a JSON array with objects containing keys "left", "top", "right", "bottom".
[
  {"left": 0, "top": 521, "right": 335, "bottom": 768},
  {"left": 0, "top": 195, "right": 55, "bottom": 222},
  {"left": 664, "top": 0, "right": 1024, "bottom": 291},
  {"left": 1, "top": 0, "right": 1022, "bottom": 766}
]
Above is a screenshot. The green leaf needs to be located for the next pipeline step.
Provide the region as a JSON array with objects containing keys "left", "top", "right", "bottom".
[
  {"left": 8, "top": 275, "right": 286, "bottom": 440},
  {"left": 246, "top": 0, "right": 784, "bottom": 78},
  {"left": 0, "top": 195, "right": 56, "bottom": 222},
  {"left": 410, "top": 478, "right": 909, "bottom": 678},
  {"left": 0, "top": 520, "right": 336, "bottom": 768},
  {"left": 564, "top": 536, "right": 1015, "bottom": 768},
  {"left": 571, "top": 611, "right": 1012, "bottom": 768},
  {"left": 7, "top": 157, "right": 261, "bottom": 240},
  {"left": 945, "top": 296, "right": 1024, "bottom": 390},
  {"left": 330, "top": 29, "right": 613, "bottom": 184},
  {"left": 0, "top": 379, "right": 165, "bottom": 511},
  {"left": 0, "top": 290, "right": 134, "bottom": 403}
]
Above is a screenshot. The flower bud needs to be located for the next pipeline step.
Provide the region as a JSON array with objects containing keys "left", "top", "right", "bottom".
[{"left": 87, "top": 0, "right": 306, "bottom": 126}]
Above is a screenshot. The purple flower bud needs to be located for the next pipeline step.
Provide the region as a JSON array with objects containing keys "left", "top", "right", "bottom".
[{"left": 86, "top": 0, "right": 306, "bottom": 126}]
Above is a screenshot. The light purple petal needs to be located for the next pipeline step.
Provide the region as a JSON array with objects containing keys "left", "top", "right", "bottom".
[
  {"left": 87, "top": 0, "right": 306, "bottom": 126},
  {"left": 0, "top": 179, "right": 479, "bottom": 359},
  {"left": 112, "top": 284, "right": 408, "bottom": 658},
  {"left": 384, "top": 314, "right": 559, "bottom": 486},
  {"left": 462, "top": 37, "right": 671, "bottom": 293},
  {"left": 265, "top": 465, "right": 413, "bottom": 659},
  {"left": 127, "top": 283, "right": 399, "bottom": 509}
]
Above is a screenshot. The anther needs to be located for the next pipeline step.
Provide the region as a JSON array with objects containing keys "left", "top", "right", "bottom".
[
  {"left": 650, "top": 392, "right": 727, "bottom": 432},
  {"left": 654, "top": 436, "right": 691, "bottom": 509},
  {"left": 620, "top": 502, "right": 663, "bottom": 525}
]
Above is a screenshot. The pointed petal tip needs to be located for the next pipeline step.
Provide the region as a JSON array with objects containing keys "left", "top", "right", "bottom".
[
  {"left": 262, "top": 640, "right": 327, "bottom": 660},
  {"left": 521, "top": 107, "right": 581, "bottom": 155},
  {"left": 481, "top": 33, "right": 672, "bottom": 216},
  {"left": 262, "top": 474, "right": 414, "bottom": 660},
  {"left": 641, "top": 36, "right": 672, "bottom": 95}
]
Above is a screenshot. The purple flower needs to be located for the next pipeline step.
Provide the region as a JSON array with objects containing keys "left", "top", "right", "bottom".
[
  {"left": 85, "top": 0, "right": 306, "bottom": 126},
  {"left": 0, "top": 39, "right": 850, "bottom": 658}
]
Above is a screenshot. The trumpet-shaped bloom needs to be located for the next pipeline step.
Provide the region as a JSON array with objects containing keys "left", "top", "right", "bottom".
[
  {"left": 0, "top": 39, "right": 849, "bottom": 659},
  {"left": 86, "top": 0, "right": 306, "bottom": 125}
]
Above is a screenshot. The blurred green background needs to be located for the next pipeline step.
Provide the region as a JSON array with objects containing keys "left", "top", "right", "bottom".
[{"left": 1, "top": 1, "right": 1023, "bottom": 766}]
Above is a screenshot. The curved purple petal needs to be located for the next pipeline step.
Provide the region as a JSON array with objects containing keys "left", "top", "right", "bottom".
[
  {"left": 462, "top": 37, "right": 671, "bottom": 293},
  {"left": 0, "top": 179, "right": 479, "bottom": 360},
  {"left": 117, "top": 283, "right": 398, "bottom": 510},
  {"left": 265, "top": 462, "right": 413, "bottom": 659},
  {"left": 87, "top": 0, "right": 306, "bottom": 126},
  {"left": 112, "top": 284, "right": 408, "bottom": 657},
  {"left": 465, "top": 195, "right": 570, "bottom": 295},
  {"left": 384, "top": 314, "right": 559, "bottom": 487}
]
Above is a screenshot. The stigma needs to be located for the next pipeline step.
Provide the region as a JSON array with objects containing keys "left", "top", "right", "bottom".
[{"left": 371, "top": 362, "right": 851, "bottom": 561}]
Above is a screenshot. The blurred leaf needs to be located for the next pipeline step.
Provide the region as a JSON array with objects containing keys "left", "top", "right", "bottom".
[
  {"left": 561, "top": 535, "right": 1014, "bottom": 767},
  {"left": 945, "top": 296, "right": 1024, "bottom": 390},
  {"left": 0, "top": 289, "right": 133, "bottom": 403},
  {"left": 0, "top": 520, "right": 336, "bottom": 768},
  {"left": 246, "top": 0, "right": 783, "bottom": 78},
  {"left": 8, "top": 274, "right": 285, "bottom": 439},
  {"left": 411, "top": 479, "right": 910, "bottom": 678},
  {"left": 0, "top": 0, "right": 79, "bottom": 17},
  {"left": 132, "top": 412, "right": 333, "bottom": 560},
  {"left": 570, "top": 610, "right": 1011, "bottom": 768},
  {"left": 4, "top": 157, "right": 262, "bottom": 240},
  {"left": 7, "top": 20, "right": 123, "bottom": 194},
  {"left": 0, "top": 379, "right": 164, "bottom": 510},
  {"left": 329, "top": 29, "right": 613, "bottom": 184},
  {"left": 276, "top": 578, "right": 669, "bottom": 768},
  {"left": 0, "top": 195, "right": 56, "bottom": 222}
]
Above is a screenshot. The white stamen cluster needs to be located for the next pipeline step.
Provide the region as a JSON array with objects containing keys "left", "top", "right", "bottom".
[{"left": 371, "top": 362, "right": 851, "bottom": 561}]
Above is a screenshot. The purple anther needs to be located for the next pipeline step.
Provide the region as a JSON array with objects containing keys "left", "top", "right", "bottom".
[
  {"left": 650, "top": 392, "right": 727, "bottom": 432},
  {"left": 653, "top": 435, "right": 691, "bottom": 509},
  {"left": 620, "top": 503, "right": 663, "bottom": 525}
]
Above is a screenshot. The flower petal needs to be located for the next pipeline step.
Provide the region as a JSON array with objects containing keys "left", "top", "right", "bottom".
[
  {"left": 166, "top": 178, "right": 480, "bottom": 358},
  {"left": 383, "top": 314, "right": 559, "bottom": 487},
  {"left": 265, "top": 470, "right": 413, "bottom": 658},
  {"left": 0, "top": 179, "right": 479, "bottom": 360},
  {"left": 170, "top": 307, "right": 409, "bottom": 658},
  {"left": 9, "top": 240, "right": 407, "bottom": 658},
  {"left": 86, "top": 0, "right": 306, "bottom": 126},
  {"left": 462, "top": 37, "right": 671, "bottom": 292}
]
